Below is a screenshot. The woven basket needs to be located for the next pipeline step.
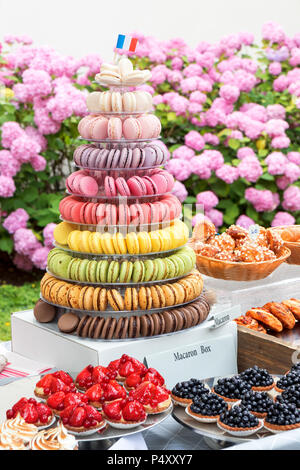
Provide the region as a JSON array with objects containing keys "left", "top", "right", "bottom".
[
  {"left": 195, "top": 246, "right": 291, "bottom": 281},
  {"left": 270, "top": 225, "right": 300, "bottom": 265}
]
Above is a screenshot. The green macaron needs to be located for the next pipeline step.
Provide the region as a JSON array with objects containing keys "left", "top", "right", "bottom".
[
  {"left": 143, "top": 259, "right": 155, "bottom": 282},
  {"left": 87, "top": 260, "right": 98, "bottom": 283},
  {"left": 119, "top": 261, "right": 133, "bottom": 283},
  {"left": 107, "top": 261, "right": 120, "bottom": 283},
  {"left": 132, "top": 260, "right": 145, "bottom": 283},
  {"left": 77, "top": 259, "right": 90, "bottom": 282},
  {"left": 155, "top": 258, "right": 167, "bottom": 280},
  {"left": 169, "top": 255, "right": 185, "bottom": 276},
  {"left": 53, "top": 253, "right": 72, "bottom": 279},
  {"left": 164, "top": 258, "right": 176, "bottom": 279},
  {"left": 99, "top": 260, "right": 109, "bottom": 283}
]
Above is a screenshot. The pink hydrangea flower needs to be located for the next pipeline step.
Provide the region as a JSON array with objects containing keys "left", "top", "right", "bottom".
[
  {"left": 172, "top": 181, "right": 188, "bottom": 202},
  {"left": 235, "top": 215, "right": 255, "bottom": 229},
  {"left": 13, "top": 228, "right": 42, "bottom": 257},
  {"left": 284, "top": 162, "right": 300, "bottom": 183},
  {"left": 266, "top": 152, "right": 287, "bottom": 175},
  {"left": 282, "top": 186, "right": 300, "bottom": 211},
  {"left": 190, "top": 91, "right": 207, "bottom": 104},
  {"left": 205, "top": 208, "right": 223, "bottom": 228},
  {"left": 13, "top": 253, "right": 33, "bottom": 272},
  {"left": 215, "top": 164, "right": 239, "bottom": 184},
  {"left": 196, "top": 191, "right": 219, "bottom": 211},
  {"left": 172, "top": 146, "right": 195, "bottom": 160},
  {"left": 287, "top": 152, "right": 300, "bottom": 165},
  {"left": 271, "top": 212, "right": 296, "bottom": 227},
  {"left": 165, "top": 159, "right": 191, "bottom": 181},
  {"left": 219, "top": 84, "right": 240, "bottom": 103},
  {"left": 265, "top": 119, "right": 289, "bottom": 137},
  {"left": 271, "top": 135, "right": 291, "bottom": 149},
  {"left": 203, "top": 133, "right": 220, "bottom": 145},
  {"left": 190, "top": 156, "right": 211, "bottom": 179},
  {"left": 262, "top": 21, "right": 285, "bottom": 44},
  {"left": 276, "top": 176, "right": 290, "bottom": 190},
  {"left": 238, "top": 156, "right": 263, "bottom": 183},
  {"left": 31, "top": 246, "right": 50, "bottom": 270},
  {"left": 185, "top": 130, "right": 205, "bottom": 151},
  {"left": 3, "top": 209, "right": 29, "bottom": 234},
  {"left": 201, "top": 150, "right": 224, "bottom": 170},
  {"left": 0, "top": 175, "right": 16, "bottom": 197},
  {"left": 171, "top": 57, "right": 183, "bottom": 70},
  {"left": 1, "top": 122, "right": 24, "bottom": 148},
  {"left": 245, "top": 188, "right": 279, "bottom": 212},
  {"left": 10, "top": 135, "right": 41, "bottom": 163},
  {"left": 237, "top": 147, "right": 256, "bottom": 160},
  {"left": 0, "top": 150, "right": 21, "bottom": 177},
  {"left": 31, "top": 154, "right": 47, "bottom": 171},
  {"left": 266, "top": 104, "right": 286, "bottom": 120},
  {"left": 268, "top": 62, "right": 282, "bottom": 75}
]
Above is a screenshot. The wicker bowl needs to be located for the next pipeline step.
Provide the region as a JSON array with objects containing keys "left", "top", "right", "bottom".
[
  {"left": 269, "top": 225, "right": 300, "bottom": 265},
  {"left": 195, "top": 246, "right": 291, "bottom": 281}
]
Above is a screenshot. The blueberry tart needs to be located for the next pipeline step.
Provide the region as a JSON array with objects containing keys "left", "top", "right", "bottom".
[
  {"left": 212, "top": 377, "right": 251, "bottom": 403},
  {"left": 217, "top": 405, "right": 263, "bottom": 436},
  {"left": 240, "top": 391, "right": 273, "bottom": 419},
  {"left": 186, "top": 393, "right": 228, "bottom": 423},
  {"left": 275, "top": 371, "right": 300, "bottom": 393},
  {"left": 171, "top": 379, "right": 209, "bottom": 407},
  {"left": 239, "top": 365, "right": 274, "bottom": 392},
  {"left": 288, "top": 363, "right": 300, "bottom": 375},
  {"left": 276, "top": 384, "right": 300, "bottom": 409},
  {"left": 264, "top": 402, "right": 300, "bottom": 433}
]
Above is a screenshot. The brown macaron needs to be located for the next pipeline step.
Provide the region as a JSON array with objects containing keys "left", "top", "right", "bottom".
[
  {"left": 93, "top": 317, "right": 105, "bottom": 338},
  {"left": 106, "top": 318, "right": 117, "bottom": 339},
  {"left": 100, "top": 318, "right": 112, "bottom": 339},
  {"left": 88, "top": 316, "right": 100, "bottom": 338},
  {"left": 114, "top": 317, "right": 129, "bottom": 339},
  {"left": 81, "top": 315, "right": 93, "bottom": 337},
  {"left": 163, "top": 311, "right": 174, "bottom": 333},
  {"left": 34, "top": 299, "right": 56, "bottom": 323},
  {"left": 76, "top": 315, "right": 91, "bottom": 336},
  {"left": 128, "top": 316, "right": 140, "bottom": 338},
  {"left": 58, "top": 312, "right": 79, "bottom": 333}
]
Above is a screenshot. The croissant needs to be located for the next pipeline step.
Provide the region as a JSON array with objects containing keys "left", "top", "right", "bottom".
[
  {"left": 263, "top": 302, "right": 295, "bottom": 329},
  {"left": 246, "top": 308, "right": 283, "bottom": 332}
]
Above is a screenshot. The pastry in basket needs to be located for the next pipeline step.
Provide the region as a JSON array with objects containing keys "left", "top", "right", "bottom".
[
  {"left": 75, "top": 365, "right": 116, "bottom": 391},
  {"left": 191, "top": 218, "right": 216, "bottom": 243},
  {"left": 212, "top": 376, "right": 251, "bottom": 402},
  {"left": 245, "top": 308, "right": 283, "bottom": 332},
  {"left": 209, "top": 233, "right": 235, "bottom": 252},
  {"left": 186, "top": 393, "right": 228, "bottom": 423},
  {"left": 277, "top": 226, "right": 300, "bottom": 242},
  {"left": 281, "top": 299, "right": 300, "bottom": 320},
  {"left": 34, "top": 372, "right": 76, "bottom": 399},
  {"left": 234, "top": 315, "right": 267, "bottom": 334},
  {"left": 102, "top": 398, "right": 147, "bottom": 429},
  {"left": 6, "top": 398, "right": 54, "bottom": 428},
  {"left": 240, "top": 391, "right": 273, "bottom": 419},
  {"left": 171, "top": 378, "right": 209, "bottom": 407},
  {"left": 264, "top": 402, "right": 300, "bottom": 433},
  {"left": 263, "top": 302, "right": 296, "bottom": 329},
  {"left": 59, "top": 403, "right": 106, "bottom": 435},
  {"left": 238, "top": 365, "right": 274, "bottom": 391},
  {"left": 47, "top": 391, "right": 88, "bottom": 416},
  {"left": 217, "top": 405, "right": 263, "bottom": 436},
  {"left": 226, "top": 225, "right": 249, "bottom": 240},
  {"left": 129, "top": 381, "right": 171, "bottom": 414}
]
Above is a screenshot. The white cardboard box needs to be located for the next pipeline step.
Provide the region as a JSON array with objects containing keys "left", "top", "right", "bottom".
[{"left": 11, "top": 310, "right": 237, "bottom": 385}]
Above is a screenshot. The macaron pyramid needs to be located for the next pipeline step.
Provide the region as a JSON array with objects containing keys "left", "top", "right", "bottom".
[{"left": 39, "top": 57, "right": 209, "bottom": 340}]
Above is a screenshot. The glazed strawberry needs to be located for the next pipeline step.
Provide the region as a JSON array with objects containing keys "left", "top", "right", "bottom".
[
  {"left": 125, "top": 373, "right": 143, "bottom": 390},
  {"left": 64, "top": 392, "right": 88, "bottom": 408},
  {"left": 92, "top": 366, "right": 111, "bottom": 384},
  {"left": 143, "top": 368, "right": 165, "bottom": 387},
  {"left": 103, "top": 380, "right": 126, "bottom": 402},
  {"left": 102, "top": 400, "right": 122, "bottom": 421},
  {"left": 35, "top": 373, "right": 76, "bottom": 398},
  {"left": 75, "top": 365, "right": 94, "bottom": 390},
  {"left": 84, "top": 405, "right": 102, "bottom": 421},
  {"left": 118, "top": 355, "right": 147, "bottom": 379},
  {"left": 69, "top": 406, "right": 86, "bottom": 428},
  {"left": 102, "top": 398, "right": 146, "bottom": 425},
  {"left": 52, "top": 370, "right": 74, "bottom": 385},
  {"left": 47, "top": 391, "right": 65, "bottom": 411},
  {"left": 85, "top": 384, "right": 104, "bottom": 405},
  {"left": 122, "top": 400, "right": 147, "bottom": 422},
  {"left": 7, "top": 398, "right": 53, "bottom": 426},
  {"left": 60, "top": 405, "right": 76, "bottom": 424},
  {"left": 108, "top": 358, "right": 121, "bottom": 372},
  {"left": 129, "top": 382, "right": 171, "bottom": 413}
]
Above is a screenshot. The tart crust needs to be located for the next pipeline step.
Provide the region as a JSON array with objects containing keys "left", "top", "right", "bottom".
[
  {"left": 187, "top": 405, "right": 220, "bottom": 421},
  {"left": 252, "top": 383, "right": 274, "bottom": 392},
  {"left": 264, "top": 421, "right": 300, "bottom": 432},
  {"left": 171, "top": 393, "right": 192, "bottom": 406},
  {"left": 211, "top": 388, "right": 241, "bottom": 403},
  {"left": 143, "top": 397, "right": 171, "bottom": 414},
  {"left": 217, "top": 417, "right": 262, "bottom": 433},
  {"left": 64, "top": 421, "right": 106, "bottom": 433}
]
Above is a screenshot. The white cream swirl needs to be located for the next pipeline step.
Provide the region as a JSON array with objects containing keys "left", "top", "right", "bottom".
[
  {"left": 1, "top": 413, "right": 37, "bottom": 443},
  {"left": 30, "top": 423, "right": 77, "bottom": 451},
  {"left": 0, "top": 432, "right": 27, "bottom": 450}
]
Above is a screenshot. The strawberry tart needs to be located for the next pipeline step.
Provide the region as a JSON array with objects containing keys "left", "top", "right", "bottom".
[
  {"left": 47, "top": 391, "right": 88, "bottom": 416},
  {"left": 102, "top": 398, "right": 147, "bottom": 429},
  {"left": 129, "top": 382, "right": 171, "bottom": 414},
  {"left": 75, "top": 364, "right": 116, "bottom": 391},
  {"left": 108, "top": 354, "right": 147, "bottom": 383},
  {"left": 59, "top": 403, "right": 106, "bottom": 436},
  {"left": 124, "top": 367, "right": 165, "bottom": 392},
  {"left": 34, "top": 371, "right": 76, "bottom": 400},
  {"left": 6, "top": 398, "right": 54, "bottom": 429}
]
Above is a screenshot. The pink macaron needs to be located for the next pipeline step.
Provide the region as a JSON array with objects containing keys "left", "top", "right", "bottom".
[
  {"left": 115, "top": 177, "right": 131, "bottom": 197},
  {"left": 107, "top": 117, "right": 122, "bottom": 140},
  {"left": 123, "top": 118, "right": 142, "bottom": 140},
  {"left": 104, "top": 176, "right": 117, "bottom": 197},
  {"left": 79, "top": 176, "right": 99, "bottom": 197},
  {"left": 119, "top": 204, "right": 131, "bottom": 225},
  {"left": 89, "top": 116, "right": 109, "bottom": 140},
  {"left": 127, "top": 176, "right": 147, "bottom": 197},
  {"left": 137, "top": 115, "right": 161, "bottom": 139}
]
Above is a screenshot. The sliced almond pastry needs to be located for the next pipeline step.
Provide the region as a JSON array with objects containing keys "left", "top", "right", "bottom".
[
  {"left": 263, "top": 302, "right": 295, "bottom": 329},
  {"left": 246, "top": 308, "right": 283, "bottom": 332}
]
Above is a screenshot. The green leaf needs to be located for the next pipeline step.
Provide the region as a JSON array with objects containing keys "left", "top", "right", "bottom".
[
  {"left": 228, "top": 139, "right": 240, "bottom": 150},
  {"left": 0, "top": 236, "right": 13, "bottom": 254}
]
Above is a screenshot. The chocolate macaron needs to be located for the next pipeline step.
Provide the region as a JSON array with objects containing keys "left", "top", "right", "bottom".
[
  {"left": 57, "top": 312, "right": 80, "bottom": 333},
  {"left": 34, "top": 299, "right": 56, "bottom": 323}
]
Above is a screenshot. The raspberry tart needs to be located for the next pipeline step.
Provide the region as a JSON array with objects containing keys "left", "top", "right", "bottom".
[
  {"left": 75, "top": 365, "right": 116, "bottom": 392},
  {"left": 264, "top": 402, "right": 300, "bottom": 433},
  {"left": 171, "top": 379, "right": 210, "bottom": 407},
  {"left": 59, "top": 403, "right": 106, "bottom": 436},
  {"left": 217, "top": 405, "right": 264, "bottom": 436},
  {"left": 124, "top": 368, "right": 165, "bottom": 392},
  {"left": 108, "top": 354, "right": 147, "bottom": 383},
  {"left": 239, "top": 365, "right": 274, "bottom": 392},
  {"left": 240, "top": 391, "right": 274, "bottom": 419},
  {"left": 275, "top": 371, "right": 300, "bottom": 393},
  {"left": 35, "top": 372, "right": 76, "bottom": 399},
  {"left": 102, "top": 398, "right": 147, "bottom": 429},
  {"left": 186, "top": 393, "right": 228, "bottom": 423},
  {"left": 6, "top": 398, "right": 55, "bottom": 429},
  {"left": 212, "top": 377, "right": 251, "bottom": 403},
  {"left": 129, "top": 381, "right": 171, "bottom": 414},
  {"left": 47, "top": 391, "right": 88, "bottom": 416}
]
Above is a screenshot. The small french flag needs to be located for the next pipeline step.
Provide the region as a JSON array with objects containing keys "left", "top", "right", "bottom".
[{"left": 116, "top": 34, "right": 138, "bottom": 53}]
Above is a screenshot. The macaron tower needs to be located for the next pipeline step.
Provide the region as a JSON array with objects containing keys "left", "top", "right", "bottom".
[{"left": 39, "top": 57, "right": 210, "bottom": 340}]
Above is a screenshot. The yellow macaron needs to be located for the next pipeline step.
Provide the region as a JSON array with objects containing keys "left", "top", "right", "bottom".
[
  {"left": 137, "top": 232, "right": 151, "bottom": 253},
  {"left": 53, "top": 222, "right": 75, "bottom": 246},
  {"left": 126, "top": 232, "right": 139, "bottom": 254},
  {"left": 112, "top": 232, "right": 127, "bottom": 255},
  {"left": 101, "top": 232, "right": 115, "bottom": 254}
]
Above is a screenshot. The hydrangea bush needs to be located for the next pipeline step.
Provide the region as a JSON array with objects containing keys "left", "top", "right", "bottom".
[
  {"left": 0, "top": 35, "right": 102, "bottom": 270},
  {"left": 0, "top": 23, "right": 300, "bottom": 271}
]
